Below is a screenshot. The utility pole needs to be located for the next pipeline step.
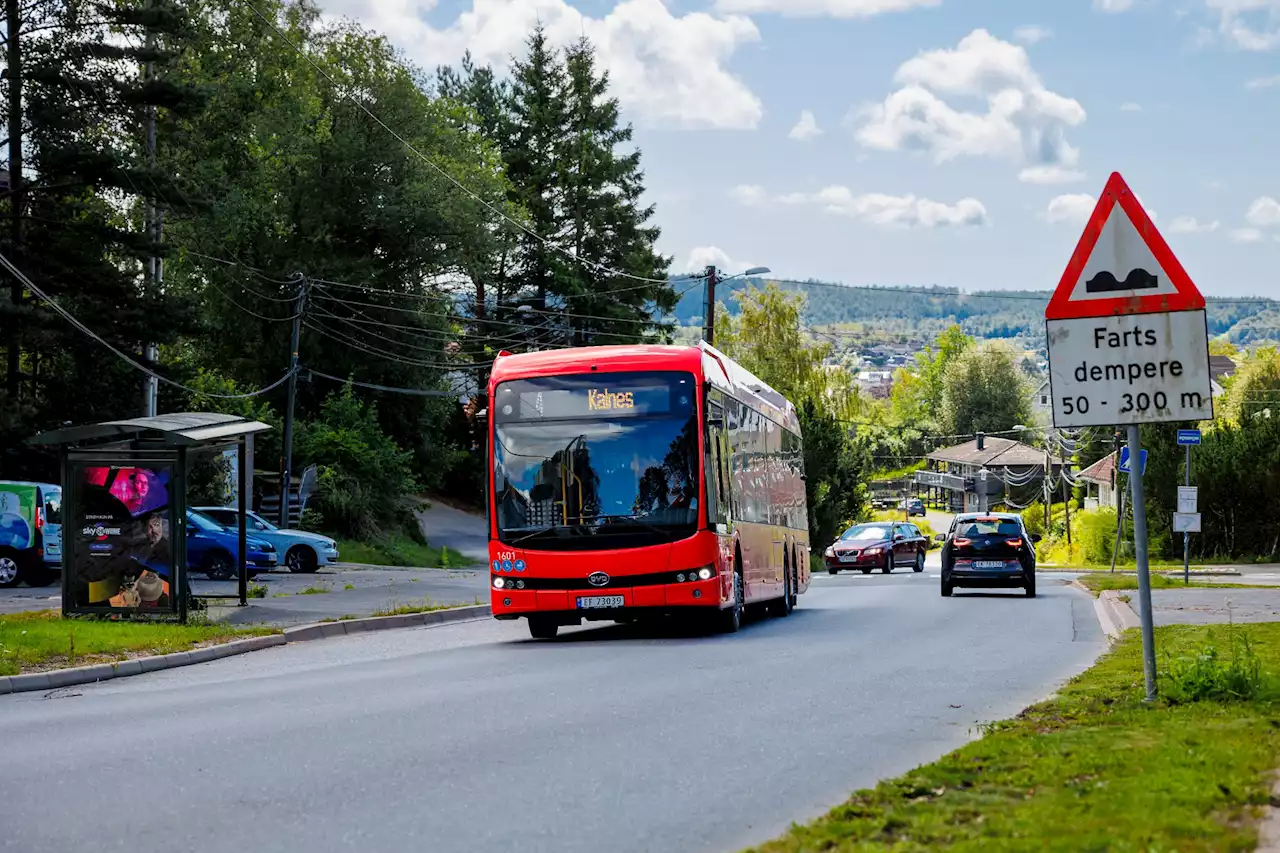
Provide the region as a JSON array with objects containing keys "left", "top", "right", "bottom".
[
  {"left": 702, "top": 265, "right": 718, "bottom": 346},
  {"left": 279, "top": 273, "right": 307, "bottom": 527},
  {"left": 1183, "top": 441, "right": 1192, "bottom": 586},
  {"left": 1128, "top": 424, "right": 1158, "bottom": 702},
  {"left": 1062, "top": 461, "right": 1072, "bottom": 546},
  {"left": 6, "top": 0, "right": 25, "bottom": 400},
  {"left": 1110, "top": 429, "right": 1125, "bottom": 573},
  {"left": 142, "top": 10, "right": 160, "bottom": 417},
  {"left": 1043, "top": 432, "right": 1051, "bottom": 533}
]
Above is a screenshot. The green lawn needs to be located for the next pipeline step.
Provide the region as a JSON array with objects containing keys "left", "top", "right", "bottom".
[
  {"left": 1075, "top": 573, "right": 1268, "bottom": 595},
  {"left": 747, "top": 623, "right": 1280, "bottom": 853},
  {"left": 0, "top": 611, "right": 276, "bottom": 676},
  {"left": 334, "top": 534, "right": 473, "bottom": 569}
]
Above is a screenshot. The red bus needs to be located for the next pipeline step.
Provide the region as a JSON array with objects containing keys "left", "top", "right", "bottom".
[{"left": 486, "top": 342, "right": 810, "bottom": 639}]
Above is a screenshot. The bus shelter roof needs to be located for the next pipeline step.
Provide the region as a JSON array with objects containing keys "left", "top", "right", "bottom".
[{"left": 31, "top": 413, "right": 272, "bottom": 449}]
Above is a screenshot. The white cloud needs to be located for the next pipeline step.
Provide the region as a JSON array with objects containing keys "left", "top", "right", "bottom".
[
  {"left": 1018, "top": 165, "right": 1087, "bottom": 184},
  {"left": 854, "top": 29, "right": 1086, "bottom": 182},
  {"left": 1204, "top": 0, "right": 1280, "bottom": 51},
  {"left": 684, "top": 246, "right": 757, "bottom": 273},
  {"left": 1169, "top": 216, "right": 1221, "bottom": 233},
  {"left": 1120, "top": 101, "right": 1143, "bottom": 111},
  {"left": 1246, "top": 74, "right": 1280, "bottom": 88},
  {"left": 794, "top": 186, "right": 989, "bottom": 227},
  {"left": 1245, "top": 196, "right": 1280, "bottom": 226},
  {"left": 1229, "top": 227, "right": 1266, "bottom": 242},
  {"left": 317, "top": 0, "right": 764, "bottom": 130},
  {"left": 789, "top": 110, "right": 823, "bottom": 140},
  {"left": 714, "top": 0, "right": 940, "bottom": 18},
  {"left": 1044, "top": 193, "right": 1097, "bottom": 225},
  {"left": 729, "top": 184, "right": 769, "bottom": 206},
  {"left": 1013, "top": 25, "right": 1052, "bottom": 44},
  {"left": 1095, "top": 0, "right": 1135, "bottom": 11}
]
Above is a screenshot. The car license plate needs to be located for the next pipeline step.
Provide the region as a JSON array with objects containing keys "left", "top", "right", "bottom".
[
  {"left": 975, "top": 560, "right": 1005, "bottom": 569},
  {"left": 839, "top": 554, "right": 857, "bottom": 563},
  {"left": 577, "top": 595, "right": 624, "bottom": 609}
]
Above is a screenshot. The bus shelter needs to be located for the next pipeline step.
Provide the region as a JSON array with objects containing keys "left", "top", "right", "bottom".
[{"left": 32, "top": 413, "right": 271, "bottom": 622}]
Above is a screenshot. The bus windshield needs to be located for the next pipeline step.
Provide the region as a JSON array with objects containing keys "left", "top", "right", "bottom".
[{"left": 492, "top": 371, "right": 699, "bottom": 550}]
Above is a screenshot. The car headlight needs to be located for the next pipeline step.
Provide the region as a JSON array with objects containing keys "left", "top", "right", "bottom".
[
  {"left": 824, "top": 546, "right": 835, "bottom": 558},
  {"left": 865, "top": 546, "right": 883, "bottom": 555}
]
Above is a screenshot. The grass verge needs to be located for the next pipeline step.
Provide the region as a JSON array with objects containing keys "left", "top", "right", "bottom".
[
  {"left": 334, "top": 534, "right": 472, "bottom": 569},
  {"left": 747, "top": 623, "right": 1280, "bottom": 853},
  {"left": 1076, "top": 574, "right": 1269, "bottom": 595},
  {"left": 0, "top": 611, "right": 276, "bottom": 676}
]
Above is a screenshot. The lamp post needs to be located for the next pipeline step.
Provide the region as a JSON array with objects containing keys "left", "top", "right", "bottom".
[{"left": 698, "top": 265, "right": 771, "bottom": 345}]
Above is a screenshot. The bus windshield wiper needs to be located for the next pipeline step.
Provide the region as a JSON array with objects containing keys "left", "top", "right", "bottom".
[{"left": 508, "top": 524, "right": 584, "bottom": 546}]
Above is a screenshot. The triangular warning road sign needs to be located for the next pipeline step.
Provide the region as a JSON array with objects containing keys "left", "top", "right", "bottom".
[{"left": 1046, "top": 172, "right": 1205, "bottom": 320}]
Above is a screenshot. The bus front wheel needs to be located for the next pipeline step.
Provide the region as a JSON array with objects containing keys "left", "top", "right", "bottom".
[
  {"left": 528, "top": 616, "right": 558, "bottom": 640},
  {"left": 718, "top": 571, "right": 743, "bottom": 634}
]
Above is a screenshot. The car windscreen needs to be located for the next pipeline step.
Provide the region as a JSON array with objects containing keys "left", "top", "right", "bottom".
[
  {"left": 957, "top": 519, "right": 1022, "bottom": 538},
  {"left": 840, "top": 525, "right": 890, "bottom": 540},
  {"left": 187, "top": 511, "right": 223, "bottom": 532}
]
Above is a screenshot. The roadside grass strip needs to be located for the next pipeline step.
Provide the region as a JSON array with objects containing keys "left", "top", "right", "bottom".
[
  {"left": 0, "top": 610, "right": 276, "bottom": 676},
  {"left": 1076, "top": 574, "right": 1268, "bottom": 595},
  {"left": 748, "top": 623, "right": 1280, "bottom": 852}
]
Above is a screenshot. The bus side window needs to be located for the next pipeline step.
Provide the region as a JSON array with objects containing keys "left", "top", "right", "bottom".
[{"left": 706, "top": 399, "right": 726, "bottom": 526}]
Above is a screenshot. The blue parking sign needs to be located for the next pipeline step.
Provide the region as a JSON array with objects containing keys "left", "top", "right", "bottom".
[{"left": 1177, "top": 429, "right": 1201, "bottom": 446}]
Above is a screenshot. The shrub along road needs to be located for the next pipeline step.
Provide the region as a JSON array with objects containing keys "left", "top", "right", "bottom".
[{"left": 0, "top": 572, "right": 1101, "bottom": 853}]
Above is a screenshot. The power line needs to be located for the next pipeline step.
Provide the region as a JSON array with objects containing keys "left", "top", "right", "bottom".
[
  {"left": 240, "top": 0, "right": 669, "bottom": 287},
  {"left": 0, "top": 249, "right": 294, "bottom": 400},
  {"left": 307, "top": 368, "right": 456, "bottom": 397}
]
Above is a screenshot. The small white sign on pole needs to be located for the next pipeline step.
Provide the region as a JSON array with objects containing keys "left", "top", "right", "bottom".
[
  {"left": 1173, "top": 512, "right": 1202, "bottom": 533},
  {"left": 1176, "top": 486, "right": 1198, "bottom": 514}
]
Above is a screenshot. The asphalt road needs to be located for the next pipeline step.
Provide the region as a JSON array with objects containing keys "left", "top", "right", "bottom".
[{"left": 2, "top": 566, "right": 1102, "bottom": 853}]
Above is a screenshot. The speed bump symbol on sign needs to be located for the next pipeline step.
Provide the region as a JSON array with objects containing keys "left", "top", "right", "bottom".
[{"left": 1045, "top": 172, "right": 1213, "bottom": 428}]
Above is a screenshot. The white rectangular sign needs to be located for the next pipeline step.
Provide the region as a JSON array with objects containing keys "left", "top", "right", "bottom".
[
  {"left": 1177, "top": 486, "right": 1198, "bottom": 514},
  {"left": 1046, "top": 309, "right": 1214, "bottom": 428},
  {"left": 1173, "top": 512, "right": 1201, "bottom": 533}
]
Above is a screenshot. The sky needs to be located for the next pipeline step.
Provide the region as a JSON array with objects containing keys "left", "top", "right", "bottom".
[{"left": 317, "top": 0, "right": 1280, "bottom": 298}]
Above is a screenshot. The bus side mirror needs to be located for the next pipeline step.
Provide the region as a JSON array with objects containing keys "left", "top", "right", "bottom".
[{"left": 1031, "top": 533, "right": 1042, "bottom": 543}]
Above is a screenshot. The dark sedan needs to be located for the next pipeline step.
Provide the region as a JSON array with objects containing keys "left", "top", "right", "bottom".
[
  {"left": 938, "top": 513, "right": 1040, "bottom": 597},
  {"left": 825, "top": 522, "right": 927, "bottom": 575}
]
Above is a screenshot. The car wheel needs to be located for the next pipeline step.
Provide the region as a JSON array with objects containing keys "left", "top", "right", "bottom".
[
  {"left": 941, "top": 581, "right": 953, "bottom": 597},
  {"left": 204, "top": 552, "right": 236, "bottom": 581},
  {"left": 718, "top": 567, "right": 744, "bottom": 634},
  {"left": 286, "top": 546, "right": 319, "bottom": 574},
  {"left": 1025, "top": 576, "right": 1037, "bottom": 598},
  {"left": 828, "top": 567, "right": 838, "bottom": 575},
  {"left": 0, "top": 550, "right": 22, "bottom": 588},
  {"left": 882, "top": 553, "right": 893, "bottom": 574},
  {"left": 860, "top": 567, "right": 872, "bottom": 574},
  {"left": 528, "top": 616, "right": 558, "bottom": 640},
  {"left": 913, "top": 552, "right": 925, "bottom": 573}
]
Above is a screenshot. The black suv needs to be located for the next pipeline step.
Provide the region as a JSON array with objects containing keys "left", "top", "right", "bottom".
[{"left": 937, "top": 513, "right": 1040, "bottom": 598}]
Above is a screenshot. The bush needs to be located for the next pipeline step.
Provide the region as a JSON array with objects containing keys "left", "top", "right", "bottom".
[
  {"left": 1077, "top": 507, "right": 1118, "bottom": 564},
  {"left": 294, "top": 384, "right": 419, "bottom": 540},
  {"left": 1162, "top": 626, "right": 1267, "bottom": 703}
]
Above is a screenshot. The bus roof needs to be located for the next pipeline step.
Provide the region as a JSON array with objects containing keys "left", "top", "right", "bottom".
[{"left": 488, "top": 343, "right": 801, "bottom": 433}]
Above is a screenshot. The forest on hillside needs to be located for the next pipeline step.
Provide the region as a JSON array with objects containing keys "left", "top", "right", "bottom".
[{"left": 670, "top": 278, "right": 1280, "bottom": 350}]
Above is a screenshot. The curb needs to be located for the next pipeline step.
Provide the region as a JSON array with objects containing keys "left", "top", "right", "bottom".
[
  {"left": 1044, "top": 567, "right": 1243, "bottom": 577},
  {"left": 0, "top": 604, "right": 492, "bottom": 696},
  {"left": 1070, "top": 581, "right": 1142, "bottom": 641}
]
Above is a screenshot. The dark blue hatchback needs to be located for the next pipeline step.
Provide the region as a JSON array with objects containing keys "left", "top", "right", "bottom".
[
  {"left": 939, "top": 513, "right": 1040, "bottom": 598},
  {"left": 185, "top": 509, "right": 278, "bottom": 580}
]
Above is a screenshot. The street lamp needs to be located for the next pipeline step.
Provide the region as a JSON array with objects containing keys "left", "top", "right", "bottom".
[{"left": 701, "top": 266, "right": 771, "bottom": 345}]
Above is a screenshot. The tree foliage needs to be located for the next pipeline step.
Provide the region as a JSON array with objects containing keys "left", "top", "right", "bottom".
[{"left": 940, "top": 342, "right": 1033, "bottom": 437}]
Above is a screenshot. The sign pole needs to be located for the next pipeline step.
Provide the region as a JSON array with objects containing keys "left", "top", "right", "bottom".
[
  {"left": 1183, "top": 443, "right": 1191, "bottom": 586},
  {"left": 1127, "top": 424, "right": 1157, "bottom": 701}
]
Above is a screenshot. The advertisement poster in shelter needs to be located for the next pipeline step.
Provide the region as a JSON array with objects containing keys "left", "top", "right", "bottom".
[{"left": 68, "top": 462, "right": 176, "bottom": 614}]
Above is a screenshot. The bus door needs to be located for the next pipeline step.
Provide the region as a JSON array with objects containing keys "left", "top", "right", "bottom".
[{"left": 705, "top": 392, "right": 734, "bottom": 581}]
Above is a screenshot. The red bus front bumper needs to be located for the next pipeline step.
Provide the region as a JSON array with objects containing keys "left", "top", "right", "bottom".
[{"left": 491, "top": 575, "right": 724, "bottom": 619}]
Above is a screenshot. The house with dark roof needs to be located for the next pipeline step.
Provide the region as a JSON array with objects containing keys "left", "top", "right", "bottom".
[
  {"left": 914, "top": 436, "right": 1064, "bottom": 512},
  {"left": 1209, "top": 355, "right": 1236, "bottom": 397}
]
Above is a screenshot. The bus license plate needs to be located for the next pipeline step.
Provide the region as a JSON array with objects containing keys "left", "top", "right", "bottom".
[
  {"left": 975, "top": 561, "right": 1005, "bottom": 569},
  {"left": 577, "top": 595, "right": 624, "bottom": 609}
]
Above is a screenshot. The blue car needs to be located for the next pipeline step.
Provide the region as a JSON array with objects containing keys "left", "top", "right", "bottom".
[{"left": 185, "top": 509, "right": 278, "bottom": 580}]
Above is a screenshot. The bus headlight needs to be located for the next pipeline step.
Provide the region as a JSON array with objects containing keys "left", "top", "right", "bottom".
[
  {"left": 697, "top": 567, "right": 713, "bottom": 581},
  {"left": 493, "top": 576, "right": 506, "bottom": 589}
]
